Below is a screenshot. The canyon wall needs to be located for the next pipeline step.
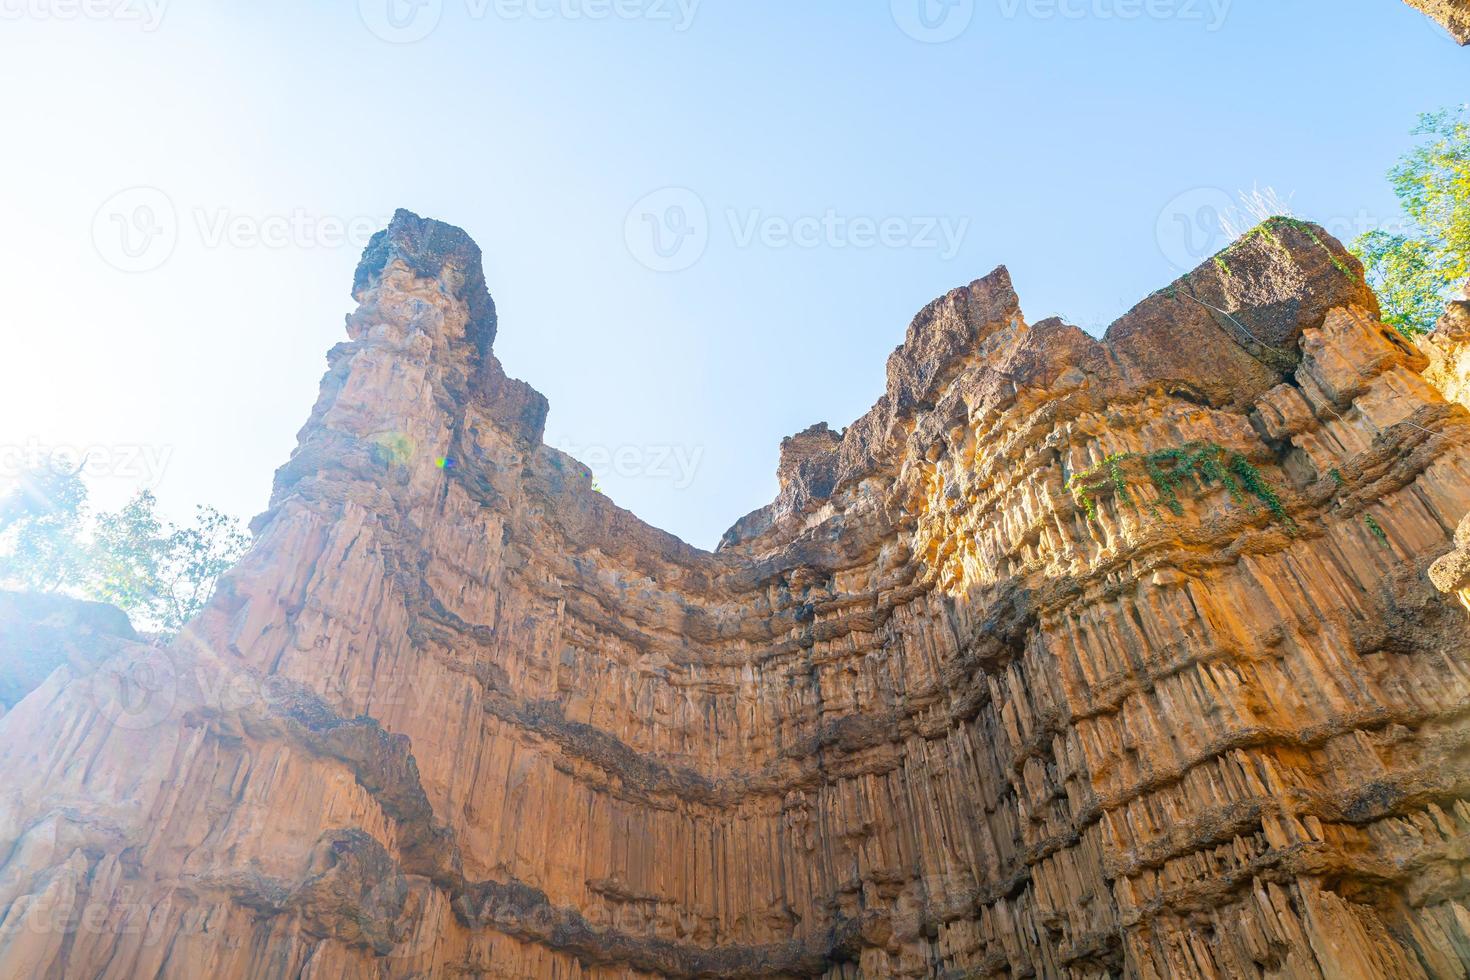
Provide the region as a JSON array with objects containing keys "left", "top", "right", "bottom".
[{"left": 1, "top": 210, "right": 1469, "bottom": 978}]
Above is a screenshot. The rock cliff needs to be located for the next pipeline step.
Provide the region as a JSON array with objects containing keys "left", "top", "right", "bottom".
[
  {"left": 2, "top": 210, "right": 1470, "bottom": 978},
  {"left": 1404, "top": 0, "right": 1470, "bottom": 42}
]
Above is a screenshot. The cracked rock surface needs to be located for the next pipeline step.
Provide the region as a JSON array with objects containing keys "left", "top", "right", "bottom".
[{"left": 2, "top": 210, "right": 1470, "bottom": 978}]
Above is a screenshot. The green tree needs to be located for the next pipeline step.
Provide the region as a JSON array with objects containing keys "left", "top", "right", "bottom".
[
  {"left": 1351, "top": 107, "right": 1470, "bottom": 336},
  {"left": 0, "top": 472, "right": 251, "bottom": 635},
  {"left": 148, "top": 503, "right": 251, "bottom": 632},
  {"left": 89, "top": 490, "right": 165, "bottom": 613},
  {"left": 0, "top": 466, "right": 89, "bottom": 593}
]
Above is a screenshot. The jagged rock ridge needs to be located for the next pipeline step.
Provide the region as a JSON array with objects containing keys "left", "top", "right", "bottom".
[{"left": 1, "top": 209, "right": 1469, "bottom": 978}]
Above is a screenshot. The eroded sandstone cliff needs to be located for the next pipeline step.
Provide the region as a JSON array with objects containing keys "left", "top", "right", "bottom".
[{"left": 1, "top": 210, "right": 1469, "bottom": 978}]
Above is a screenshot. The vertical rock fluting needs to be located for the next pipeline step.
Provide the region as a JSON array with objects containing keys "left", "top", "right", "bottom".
[{"left": 1, "top": 210, "right": 1469, "bottom": 978}]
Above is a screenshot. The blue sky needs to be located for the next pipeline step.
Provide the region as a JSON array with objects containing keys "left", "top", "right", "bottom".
[{"left": 0, "top": 0, "right": 1463, "bottom": 548}]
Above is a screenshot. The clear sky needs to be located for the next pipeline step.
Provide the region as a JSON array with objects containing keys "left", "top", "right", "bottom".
[{"left": 0, "top": 0, "right": 1464, "bottom": 549}]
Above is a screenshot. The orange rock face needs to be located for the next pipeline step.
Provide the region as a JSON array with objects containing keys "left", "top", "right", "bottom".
[{"left": 2, "top": 210, "right": 1469, "bottom": 978}]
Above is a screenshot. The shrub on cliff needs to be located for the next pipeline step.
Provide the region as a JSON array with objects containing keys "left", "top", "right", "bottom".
[{"left": 1352, "top": 106, "right": 1469, "bottom": 336}]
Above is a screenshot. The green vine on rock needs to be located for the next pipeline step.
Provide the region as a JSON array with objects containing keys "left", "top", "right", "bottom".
[
  {"left": 1365, "top": 514, "right": 1389, "bottom": 546},
  {"left": 1231, "top": 217, "right": 1361, "bottom": 282},
  {"left": 1228, "top": 452, "right": 1288, "bottom": 520},
  {"left": 1068, "top": 441, "right": 1290, "bottom": 525},
  {"left": 1069, "top": 453, "right": 1133, "bottom": 521}
]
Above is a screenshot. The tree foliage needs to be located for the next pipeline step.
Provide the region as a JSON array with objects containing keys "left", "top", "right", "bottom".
[
  {"left": 1351, "top": 107, "right": 1470, "bottom": 336},
  {"left": 0, "top": 468, "right": 89, "bottom": 593},
  {"left": 0, "top": 465, "right": 250, "bottom": 635},
  {"left": 148, "top": 503, "right": 251, "bottom": 632}
]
